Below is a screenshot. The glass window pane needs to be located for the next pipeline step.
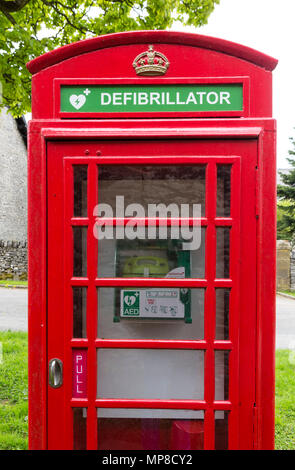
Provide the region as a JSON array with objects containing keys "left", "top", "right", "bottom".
[
  {"left": 73, "top": 226, "right": 87, "bottom": 277},
  {"left": 74, "top": 165, "right": 88, "bottom": 217},
  {"left": 97, "top": 227, "right": 205, "bottom": 279},
  {"left": 97, "top": 287, "right": 205, "bottom": 340},
  {"left": 216, "top": 165, "right": 231, "bottom": 217},
  {"left": 97, "top": 349, "right": 204, "bottom": 400},
  {"left": 97, "top": 409, "right": 204, "bottom": 450},
  {"left": 73, "top": 287, "right": 87, "bottom": 338},
  {"left": 215, "top": 289, "right": 230, "bottom": 340},
  {"left": 98, "top": 165, "right": 206, "bottom": 217},
  {"left": 216, "top": 227, "right": 230, "bottom": 278},
  {"left": 73, "top": 408, "right": 87, "bottom": 450},
  {"left": 215, "top": 411, "right": 229, "bottom": 450},
  {"left": 215, "top": 351, "right": 230, "bottom": 401}
]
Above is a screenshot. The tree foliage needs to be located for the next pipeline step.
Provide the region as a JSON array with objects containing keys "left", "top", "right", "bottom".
[
  {"left": 277, "top": 134, "right": 295, "bottom": 242},
  {"left": 0, "top": 0, "right": 219, "bottom": 116}
]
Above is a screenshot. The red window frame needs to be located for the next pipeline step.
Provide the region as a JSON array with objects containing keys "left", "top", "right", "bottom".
[{"left": 46, "top": 133, "right": 259, "bottom": 450}]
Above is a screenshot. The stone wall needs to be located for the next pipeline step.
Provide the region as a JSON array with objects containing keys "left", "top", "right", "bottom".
[
  {"left": 0, "top": 108, "right": 27, "bottom": 279},
  {"left": 276, "top": 240, "right": 291, "bottom": 291},
  {"left": 0, "top": 240, "right": 27, "bottom": 280}
]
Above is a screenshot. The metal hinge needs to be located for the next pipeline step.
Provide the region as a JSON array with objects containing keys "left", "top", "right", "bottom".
[{"left": 253, "top": 404, "right": 258, "bottom": 450}]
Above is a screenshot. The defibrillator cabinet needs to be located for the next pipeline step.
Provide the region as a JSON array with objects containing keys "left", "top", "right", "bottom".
[{"left": 27, "top": 30, "right": 277, "bottom": 450}]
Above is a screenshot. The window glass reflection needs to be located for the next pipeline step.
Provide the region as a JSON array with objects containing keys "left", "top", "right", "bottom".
[
  {"left": 97, "top": 349, "right": 204, "bottom": 400},
  {"left": 97, "top": 227, "right": 206, "bottom": 279},
  {"left": 98, "top": 165, "right": 206, "bottom": 217},
  {"left": 73, "top": 287, "right": 87, "bottom": 338},
  {"left": 73, "top": 408, "right": 87, "bottom": 450},
  {"left": 73, "top": 165, "right": 88, "bottom": 218},
  {"left": 216, "top": 165, "right": 231, "bottom": 217},
  {"left": 97, "top": 287, "right": 205, "bottom": 340},
  {"left": 215, "top": 351, "right": 230, "bottom": 401},
  {"left": 73, "top": 226, "right": 87, "bottom": 277},
  {"left": 216, "top": 228, "right": 230, "bottom": 278},
  {"left": 97, "top": 409, "right": 204, "bottom": 450},
  {"left": 215, "top": 411, "right": 229, "bottom": 450},
  {"left": 215, "top": 289, "right": 230, "bottom": 340}
]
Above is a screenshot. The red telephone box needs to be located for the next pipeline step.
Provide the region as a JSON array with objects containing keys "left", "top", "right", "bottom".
[{"left": 27, "top": 31, "right": 277, "bottom": 450}]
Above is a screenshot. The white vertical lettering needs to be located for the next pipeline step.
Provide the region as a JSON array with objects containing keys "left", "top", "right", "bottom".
[
  {"left": 101, "top": 93, "right": 111, "bottom": 105},
  {"left": 113, "top": 92, "right": 122, "bottom": 105},
  {"left": 220, "top": 91, "right": 231, "bottom": 104},
  {"left": 150, "top": 92, "right": 161, "bottom": 105},
  {"left": 196, "top": 92, "right": 206, "bottom": 104},
  {"left": 207, "top": 92, "right": 219, "bottom": 104},
  {"left": 123, "top": 92, "right": 133, "bottom": 105},
  {"left": 138, "top": 92, "right": 149, "bottom": 105}
]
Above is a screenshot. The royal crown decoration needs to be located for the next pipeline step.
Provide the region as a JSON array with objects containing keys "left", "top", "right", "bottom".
[{"left": 133, "top": 45, "right": 169, "bottom": 76}]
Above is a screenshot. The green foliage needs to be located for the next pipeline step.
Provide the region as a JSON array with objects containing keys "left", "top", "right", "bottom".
[
  {"left": 0, "top": 0, "right": 219, "bottom": 116},
  {"left": 277, "top": 201, "right": 293, "bottom": 240},
  {"left": 277, "top": 134, "right": 295, "bottom": 242}
]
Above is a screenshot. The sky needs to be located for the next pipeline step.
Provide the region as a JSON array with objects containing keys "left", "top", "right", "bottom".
[{"left": 171, "top": 0, "right": 295, "bottom": 168}]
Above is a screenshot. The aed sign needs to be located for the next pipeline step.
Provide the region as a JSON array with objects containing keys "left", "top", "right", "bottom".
[
  {"left": 120, "top": 289, "right": 185, "bottom": 319},
  {"left": 60, "top": 84, "right": 243, "bottom": 114}
]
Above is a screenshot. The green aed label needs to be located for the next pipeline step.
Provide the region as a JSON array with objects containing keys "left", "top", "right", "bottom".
[
  {"left": 60, "top": 84, "right": 243, "bottom": 114},
  {"left": 122, "top": 291, "right": 140, "bottom": 317}
]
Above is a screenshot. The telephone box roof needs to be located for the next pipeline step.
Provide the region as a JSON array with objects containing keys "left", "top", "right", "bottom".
[{"left": 27, "top": 30, "right": 278, "bottom": 75}]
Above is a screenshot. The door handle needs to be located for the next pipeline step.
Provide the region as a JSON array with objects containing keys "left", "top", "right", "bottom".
[{"left": 49, "top": 358, "right": 63, "bottom": 388}]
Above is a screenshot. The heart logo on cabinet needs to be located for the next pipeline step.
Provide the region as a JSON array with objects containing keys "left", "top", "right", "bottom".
[
  {"left": 69, "top": 94, "right": 86, "bottom": 110},
  {"left": 124, "top": 295, "right": 137, "bottom": 306}
]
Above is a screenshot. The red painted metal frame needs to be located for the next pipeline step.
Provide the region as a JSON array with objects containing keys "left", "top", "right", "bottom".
[
  {"left": 28, "top": 119, "right": 276, "bottom": 450},
  {"left": 43, "top": 131, "right": 262, "bottom": 450},
  {"left": 27, "top": 31, "right": 277, "bottom": 121},
  {"left": 27, "top": 29, "right": 277, "bottom": 451},
  {"left": 27, "top": 31, "right": 278, "bottom": 75}
]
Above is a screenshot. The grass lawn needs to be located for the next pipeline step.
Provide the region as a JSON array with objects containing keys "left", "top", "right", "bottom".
[
  {"left": 275, "top": 350, "right": 295, "bottom": 449},
  {"left": 0, "top": 280, "right": 28, "bottom": 288},
  {"left": 0, "top": 332, "right": 294, "bottom": 450},
  {"left": 278, "top": 290, "right": 295, "bottom": 298},
  {"left": 0, "top": 332, "right": 28, "bottom": 449}
]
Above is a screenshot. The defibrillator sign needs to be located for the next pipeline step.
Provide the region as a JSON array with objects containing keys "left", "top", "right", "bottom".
[
  {"left": 61, "top": 84, "right": 243, "bottom": 114},
  {"left": 120, "top": 289, "right": 185, "bottom": 319}
]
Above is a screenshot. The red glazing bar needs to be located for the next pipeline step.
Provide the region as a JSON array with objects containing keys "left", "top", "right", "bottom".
[
  {"left": 95, "top": 399, "right": 207, "bottom": 410},
  {"left": 70, "top": 398, "right": 233, "bottom": 410},
  {"left": 70, "top": 277, "right": 233, "bottom": 287},
  {"left": 71, "top": 217, "right": 89, "bottom": 226},
  {"left": 86, "top": 162, "right": 98, "bottom": 449},
  {"left": 214, "top": 218, "right": 233, "bottom": 226},
  {"left": 204, "top": 161, "right": 217, "bottom": 449},
  {"left": 227, "top": 160, "right": 241, "bottom": 449},
  {"left": 63, "top": 161, "right": 75, "bottom": 449},
  {"left": 71, "top": 338, "right": 233, "bottom": 350},
  {"left": 94, "top": 339, "right": 208, "bottom": 349}
]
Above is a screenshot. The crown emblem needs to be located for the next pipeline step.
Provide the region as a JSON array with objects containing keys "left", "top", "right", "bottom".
[{"left": 133, "top": 45, "right": 169, "bottom": 76}]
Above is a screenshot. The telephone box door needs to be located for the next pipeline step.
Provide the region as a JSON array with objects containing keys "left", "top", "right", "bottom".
[{"left": 47, "top": 135, "right": 257, "bottom": 450}]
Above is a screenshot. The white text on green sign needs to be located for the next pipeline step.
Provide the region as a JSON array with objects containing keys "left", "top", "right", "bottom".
[{"left": 61, "top": 84, "right": 243, "bottom": 113}]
